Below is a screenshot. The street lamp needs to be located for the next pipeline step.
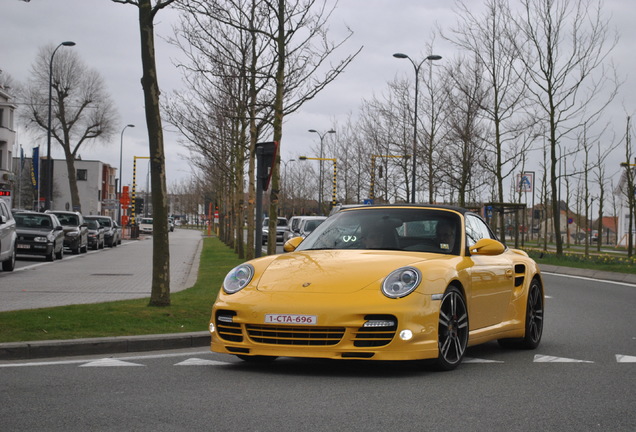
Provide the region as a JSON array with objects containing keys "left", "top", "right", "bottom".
[
  {"left": 308, "top": 129, "right": 335, "bottom": 213},
  {"left": 46, "top": 41, "right": 76, "bottom": 210},
  {"left": 393, "top": 52, "right": 441, "bottom": 203},
  {"left": 119, "top": 124, "right": 135, "bottom": 224}
]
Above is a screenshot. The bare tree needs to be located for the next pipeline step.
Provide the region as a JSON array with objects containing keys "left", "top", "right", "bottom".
[
  {"left": 22, "top": 45, "right": 118, "bottom": 211},
  {"left": 440, "top": 56, "right": 490, "bottom": 207},
  {"left": 511, "top": 0, "right": 619, "bottom": 256},
  {"left": 445, "top": 0, "right": 533, "bottom": 241},
  {"left": 112, "top": 0, "right": 177, "bottom": 306}
]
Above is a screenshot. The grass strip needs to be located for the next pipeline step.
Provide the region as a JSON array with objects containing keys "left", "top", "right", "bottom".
[{"left": 0, "top": 236, "right": 242, "bottom": 343}]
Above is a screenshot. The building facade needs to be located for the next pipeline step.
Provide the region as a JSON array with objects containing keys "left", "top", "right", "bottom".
[
  {"left": 0, "top": 85, "right": 16, "bottom": 208},
  {"left": 13, "top": 157, "right": 117, "bottom": 217}
]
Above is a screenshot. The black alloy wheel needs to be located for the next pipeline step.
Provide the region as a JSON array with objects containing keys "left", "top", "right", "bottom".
[
  {"left": 521, "top": 279, "right": 544, "bottom": 349},
  {"left": 436, "top": 286, "right": 469, "bottom": 371},
  {"left": 498, "top": 278, "right": 544, "bottom": 349}
]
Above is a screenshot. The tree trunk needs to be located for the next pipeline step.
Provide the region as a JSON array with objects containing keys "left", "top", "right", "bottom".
[{"left": 138, "top": 0, "right": 170, "bottom": 306}]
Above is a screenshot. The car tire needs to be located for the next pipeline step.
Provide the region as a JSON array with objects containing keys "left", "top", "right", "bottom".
[
  {"left": 498, "top": 279, "right": 543, "bottom": 350},
  {"left": 435, "top": 286, "right": 468, "bottom": 371},
  {"left": 46, "top": 249, "right": 55, "bottom": 262},
  {"left": 56, "top": 245, "right": 63, "bottom": 260},
  {"left": 2, "top": 245, "right": 16, "bottom": 271},
  {"left": 81, "top": 241, "right": 88, "bottom": 253},
  {"left": 72, "top": 246, "right": 80, "bottom": 255}
]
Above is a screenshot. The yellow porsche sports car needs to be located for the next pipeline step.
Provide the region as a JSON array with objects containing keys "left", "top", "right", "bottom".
[{"left": 209, "top": 205, "right": 544, "bottom": 370}]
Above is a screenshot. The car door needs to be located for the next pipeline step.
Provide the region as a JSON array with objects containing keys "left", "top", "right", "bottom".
[
  {"left": 465, "top": 213, "right": 514, "bottom": 330},
  {"left": 0, "top": 201, "right": 10, "bottom": 258}
]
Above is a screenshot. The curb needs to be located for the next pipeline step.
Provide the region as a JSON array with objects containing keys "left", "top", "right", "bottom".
[{"left": 0, "top": 331, "right": 210, "bottom": 361}]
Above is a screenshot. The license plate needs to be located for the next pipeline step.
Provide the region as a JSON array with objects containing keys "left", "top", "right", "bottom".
[
  {"left": 17, "top": 244, "right": 30, "bottom": 249},
  {"left": 265, "top": 314, "right": 317, "bottom": 325}
]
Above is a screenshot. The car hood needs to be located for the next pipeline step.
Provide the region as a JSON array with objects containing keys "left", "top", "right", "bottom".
[
  {"left": 16, "top": 227, "right": 52, "bottom": 236},
  {"left": 254, "top": 250, "right": 452, "bottom": 294}
]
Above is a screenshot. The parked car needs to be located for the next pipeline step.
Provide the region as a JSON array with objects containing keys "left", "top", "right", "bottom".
[
  {"left": 0, "top": 200, "right": 17, "bottom": 271},
  {"left": 262, "top": 217, "right": 288, "bottom": 244},
  {"left": 45, "top": 210, "right": 88, "bottom": 254},
  {"left": 113, "top": 221, "right": 123, "bottom": 245},
  {"left": 287, "top": 216, "right": 327, "bottom": 240},
  {"left": 283, "top": 216, "right": 303, "bottom": 242},
  {"left": 139, "top": 217, "right": 153, "bottom": 234},
  {"left": 168, "top": 217, "right": 175, "bottom": 232},
  {"left": 84, "top": 215, "right": 120, "bottom": 247},
  {"left": 13, "top": 211, "right": 65, "bottom": 261},
  {"left": 211, "top": 205, "right": 544, "bottom": 371},
  {"left": 86, "top": 219, "right": 105, "bottom": 250}
]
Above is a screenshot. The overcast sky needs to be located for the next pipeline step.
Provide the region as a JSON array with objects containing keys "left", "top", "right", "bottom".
[{"left": 1, "top": 0, "right": 634, "bottom": 198}]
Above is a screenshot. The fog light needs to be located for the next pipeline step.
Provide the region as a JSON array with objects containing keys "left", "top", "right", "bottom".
[
  {"left": 217, "top": 315, "right": 234, "bottom": 323},
  {"left": 399, "top": 329, "right": 413, "bottom": 341},
  {"left": 363, "top": 320, "right": 395, "bottom": 328},
  {"left": 208, "top": 323, "right": 215, "bottom": 333}
]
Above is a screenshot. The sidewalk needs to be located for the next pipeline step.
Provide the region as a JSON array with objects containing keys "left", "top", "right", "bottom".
[{"left": 0, "top": 229, "right": 209, "bottom": 361}]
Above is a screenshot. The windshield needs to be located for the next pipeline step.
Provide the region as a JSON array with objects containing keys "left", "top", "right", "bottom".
[
  {"left": 15, "top": 214, "right": 53, "bottom": 229},
  {"left": 296, "top": 208, "right": 461, "bottom": 255},
  {"left": 53, "top": 213, "right": 79, "bottom": 226},
  {"left": 86, "top": 220, "right": 99, "bottom": 229}
]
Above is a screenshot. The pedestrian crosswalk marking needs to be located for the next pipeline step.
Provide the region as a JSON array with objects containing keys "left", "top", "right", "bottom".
[{"left": 534, "top": 354, "right": 594, "bottom": 363}]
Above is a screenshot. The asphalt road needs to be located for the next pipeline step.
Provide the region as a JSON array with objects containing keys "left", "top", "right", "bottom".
[{"left": 1, "top": 271, "right": 634, "bottom": 431}]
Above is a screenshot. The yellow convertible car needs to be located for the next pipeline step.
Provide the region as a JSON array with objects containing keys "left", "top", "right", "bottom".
[{"left": 209, "top": 205, "right": 544, "bottom": 370}]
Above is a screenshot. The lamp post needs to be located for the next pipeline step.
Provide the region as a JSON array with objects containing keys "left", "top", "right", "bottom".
[
  {"left": 118, "top": 124, "right": 135, "bottom": 224},
  {"left": 46, "top": 41, "right": 76, "bottom": 210},
  {"left": 393, "top": 52, "right": 441, "bottom": 203},
  {"left": 308, "top": 129, "right": 335, "bottom": 214}
]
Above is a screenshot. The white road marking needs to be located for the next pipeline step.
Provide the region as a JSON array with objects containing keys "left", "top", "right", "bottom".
[
  {"left": 616, "top": 354, "right": 636, "bottom": 363},
  {"left": 534, "top": 354, "right": 594, "bottom": 363},
  {"left": 463, "top": 357, "right": 504, "bottom": 363},
  {"left": 174, "top": 358, "right": 230, "bottom": 366},
  {"left": 541, "top": 271, "right": 636, "bottom": 287},
  {"left": 79, "top": 358, "right": 144, "bottom": 367}
]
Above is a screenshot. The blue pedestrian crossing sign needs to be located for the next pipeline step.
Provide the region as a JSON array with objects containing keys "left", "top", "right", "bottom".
[{"left": 517, "top": 172, "right": 534, "bottom": 192}]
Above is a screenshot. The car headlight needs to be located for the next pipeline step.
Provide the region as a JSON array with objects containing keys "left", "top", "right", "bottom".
[
  {"left": 223, "top": 263, "right": 254, "bottom": 294},
  {"left": 382, "top": 267, "right": 421, "bottom": 298},
  {"left": 67, "top": 231, "right": 79, "bottom": 237},
  {"left": 34, "top": 236, "right": 48, "bottom": 243}
]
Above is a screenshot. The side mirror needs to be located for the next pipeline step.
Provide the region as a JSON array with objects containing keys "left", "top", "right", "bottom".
[
  {"left": 0, "top": 215, "right": 6, "bottom": 225},
  {"left": 469, "top": 238, "right": 505, "bottom": 256},
  {"left": 283, "top": 236, "right": 303, "bottom": 253},
  {"left": 54, "top": 225, "right": 64, "bottom": 231}
]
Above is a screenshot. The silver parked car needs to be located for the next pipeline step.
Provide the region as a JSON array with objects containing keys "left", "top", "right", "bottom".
[{"left": 0, "top": 200, "right": 17, "bottom": 271}]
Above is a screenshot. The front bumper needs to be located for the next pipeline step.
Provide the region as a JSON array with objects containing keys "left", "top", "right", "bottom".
[
  {"left": 210, "top": 290, "right": 440, "bottom": 361},
  {"left": 15, "top": 241, "right": 54, "bottom": 257},
  {"left": 64, "top": 235, "right": 81, "bottom": 249}
]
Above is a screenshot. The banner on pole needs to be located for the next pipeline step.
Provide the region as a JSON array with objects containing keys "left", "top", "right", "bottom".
[{"left": 31, "top": 147, "right": 39, "bottom": 190}]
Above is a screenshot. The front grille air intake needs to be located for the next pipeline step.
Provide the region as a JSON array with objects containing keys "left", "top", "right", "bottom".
[{"left": 246, "top": 324, "right": 345, "bottom": 346}]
